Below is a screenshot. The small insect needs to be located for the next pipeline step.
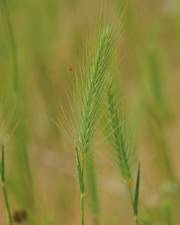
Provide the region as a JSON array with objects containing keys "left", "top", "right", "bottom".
[
  {"left": 68, "top": 63, "right": 75, "bottom": 73},
  {"left": 13, "top": 210, "right": 27, "bottom": 224}
]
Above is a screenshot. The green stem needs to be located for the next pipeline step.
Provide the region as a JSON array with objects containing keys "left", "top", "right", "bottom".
[
  {"left": 0, "top": 0, "right": 19, "bottom": 93},
  {"left": 157, "top": 126, "right": 175, "bottom": 182},
  {"left": 76, "top": 149, "right": 85, "bottom": 225},
  {"left": 127, "top": 181, "right": 139, "bottom": 225},
  {"left": 148, "top": 114, "right": 176, "bottom": 182},
  {"left": 80, "top": 192, "right": 85, "bottom": 225},
  {"left": 1, "top": 144, "right": 13, "bottom": 225},
  {"left": 80, "top": 155, "right": 85, "bottom": 225}
]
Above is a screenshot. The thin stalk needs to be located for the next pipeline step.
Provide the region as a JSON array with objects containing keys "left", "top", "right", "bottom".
[
  {"left": 76, "top": 149, "right": 85, "bottom": 225},
  {"left": 80, "top": 153, "right": 85, "bottom": 225},
  {"left": 80, "top": 193, "right": 85, "bottom": 225},
  {"left": 148, "top": 114, "right": 176, "bottom": 182},
  {"left": 1, "top": 144, "right": 13, "bottom": 225},
  {"left": 1, "top": 0, "right": 35, "bottom": 212},
  {"left": 0, "top": 0, "right": 19, "bottom": 93},
  {"left": 146, "top": 47, "right": 175, "bottom": 182},
  {"left": 157, "top": 125, "right": 175, "bottom": 182},
  {"left": 129, "top": 164, "right": 141, "bottom": 225},
  {"left": 86, "top": 154, "right": 100, "bottom": 225},
  {"left": 127, "top": 181, "right": 139, "bottom": 225}
]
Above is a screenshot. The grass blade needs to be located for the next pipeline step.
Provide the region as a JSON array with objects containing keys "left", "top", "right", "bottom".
[
  {"left": 133, "top": 163, "right": 141, "bottom": 220},
  {"left": 0, "top": 0, "right": 34, "bottom": 212},
  {"left": 1, "top": 143, "right": 13, "bottom": 225},
  {"left": 0, "top": 0, "right": 19, "bottom": 93}
]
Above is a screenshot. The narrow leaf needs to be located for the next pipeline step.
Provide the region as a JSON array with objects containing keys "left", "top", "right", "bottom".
[{"left": 133, "top": 163, "right": 141, "bottom": 217}]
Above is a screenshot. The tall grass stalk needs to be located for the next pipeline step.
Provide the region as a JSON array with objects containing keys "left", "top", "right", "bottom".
[
  {"left": 75, "top": 27, "right": 112, "bottom": 225},
  {"left": 106, "top": 81, "right": 140, "bottom": 225},
  {"left": 147, "top": 48, "right": 167, "bottom": 115},
  {"left": 86, "top": 154, "right": 100, "bottom": 225},
  {"left": 0, "top": 0, "right": 34, "bottom": 212},
  {"left": 146, "top": 48, "right": 175, "bottom": 182},
  {"left": 148, "top": 120, "right": 175, "bottom": 182},
  {"left": 0, "top": 0, "right": 19, "bottom": 93},
  {"left": 0, "top": 143, "right": 13, "bottom": 225}
]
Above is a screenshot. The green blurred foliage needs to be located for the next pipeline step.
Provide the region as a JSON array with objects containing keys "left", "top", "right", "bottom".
[{"left": 0, "top": 0, "right": 180, "bottom": 224}]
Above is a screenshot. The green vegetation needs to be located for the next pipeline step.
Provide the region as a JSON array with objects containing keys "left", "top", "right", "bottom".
[
  {"left": 75, "top": 27, "right": 112, "bottom": 225},
  {"left": 0, "top": 0, "right": 180, "bottom": 225},
  {"left": 105, "top": 80, "right": 140, "bottom": 225},
  {"left": 1, "top": 144, "right": 13, "bottom": 225}
]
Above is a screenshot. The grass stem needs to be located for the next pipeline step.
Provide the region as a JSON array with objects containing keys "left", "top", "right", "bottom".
[
  {"left": 1, "top": 144, "right": 13, "bottom": 225},
  {"left": 0, "top": 0, "right": 19, "bottom": 93},
  {"left": 80, "top": 193, "right": 85, "bottom": 225},
  {"left": 127, "top": 182, "right": 139, "bottom": 225}
]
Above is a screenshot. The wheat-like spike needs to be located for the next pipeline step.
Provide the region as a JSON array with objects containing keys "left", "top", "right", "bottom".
[
  {"left": 75, "top": 26, "right": 113, "bottom": 225},
  {"left": 76, "top": 27, "right": 112, "bottom": 154},
  {"left": 105, "top": 80, "right": 141, "bottom": 225},
  {"left": 106, "top": 81, "right": 132, "bottom": 182}
]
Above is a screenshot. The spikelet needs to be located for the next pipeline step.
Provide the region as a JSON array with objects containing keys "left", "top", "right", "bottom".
[
  {"left": 76, "top": 27, "right": 113, "bottom": 155},
  {"left": 105, "top": 80, "right": 132, "bottom": 182},
  {"left": 75, "top": 26, "right": 113, "bottom": 225}
]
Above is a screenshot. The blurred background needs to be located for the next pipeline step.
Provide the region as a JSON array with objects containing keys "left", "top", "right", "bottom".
[{"left": 0, "top": 0, "right": 180, "bottom": 224}]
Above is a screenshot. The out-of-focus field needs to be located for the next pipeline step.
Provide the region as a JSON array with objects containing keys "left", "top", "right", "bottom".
[{"left": 0, "top": 0, "right": 180, "bottom": 224}]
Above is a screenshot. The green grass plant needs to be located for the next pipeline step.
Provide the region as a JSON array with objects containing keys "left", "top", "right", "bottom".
[
  {"left": 0, "top": 143, "right": 13, "bottom": 225},
  {"left": 75, "top": 26, "right": 112, "bottom": 225},
  {"left": 105, "top": 80, "right": 141, "bottom": 225}
]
